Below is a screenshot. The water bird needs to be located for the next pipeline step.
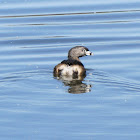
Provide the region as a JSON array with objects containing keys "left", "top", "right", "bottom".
[{"left": 53, "top": 46, "right": 93, "bottom": 77}]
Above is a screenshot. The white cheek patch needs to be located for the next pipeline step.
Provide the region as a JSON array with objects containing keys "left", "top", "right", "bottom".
[{"left": 85, "top": 51, "right": 93, "bottom": 56}]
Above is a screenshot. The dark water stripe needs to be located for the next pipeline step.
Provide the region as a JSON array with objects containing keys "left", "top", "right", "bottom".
[
  {"left": 0, "top": 10, "right": 140, "bottom": 18},
  {"left": 0, "top": 36, "right": 140, "bottom": 47}
]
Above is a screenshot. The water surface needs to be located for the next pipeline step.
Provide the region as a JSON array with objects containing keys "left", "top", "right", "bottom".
[{"left": 0, "top": 0, "right": 140, "bottom": 139}]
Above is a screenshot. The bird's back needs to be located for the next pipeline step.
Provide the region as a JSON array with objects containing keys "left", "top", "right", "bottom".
[{"left": 53, "top": 59, "right": 86, "bottom": 77}]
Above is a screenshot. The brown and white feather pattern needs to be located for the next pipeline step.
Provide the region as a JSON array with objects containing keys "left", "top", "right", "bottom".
[{"left": 54, "top": 59, "right": 86, "bottom": 76}]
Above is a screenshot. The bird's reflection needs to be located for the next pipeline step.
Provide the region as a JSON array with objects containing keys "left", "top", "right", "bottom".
[{"left": 54, "top": 74, "right": 92, "bottom": 94}]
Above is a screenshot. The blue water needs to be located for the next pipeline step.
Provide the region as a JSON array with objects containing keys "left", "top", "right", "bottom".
[{"left": 1, "top": 0, "right": 140, "bottom": 139}]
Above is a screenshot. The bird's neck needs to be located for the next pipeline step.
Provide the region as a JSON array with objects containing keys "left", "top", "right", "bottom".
[{"left": 68, "top": 56, "right": 81, "bottom": 62}]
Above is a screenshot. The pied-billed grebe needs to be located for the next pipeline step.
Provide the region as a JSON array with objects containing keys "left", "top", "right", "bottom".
[{"left": 53, "top": 46, "right": 93, "bottom": 77}]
